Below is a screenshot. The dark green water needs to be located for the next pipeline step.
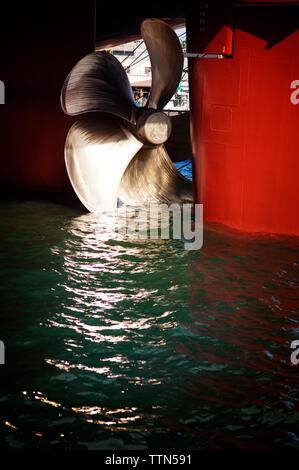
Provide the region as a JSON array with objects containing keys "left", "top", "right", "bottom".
[{"left": 0, "top": 197, "right": 298, "bottom": 450}]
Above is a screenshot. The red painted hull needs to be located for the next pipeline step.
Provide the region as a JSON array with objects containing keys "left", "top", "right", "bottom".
[
  {"left": 187, "top": 1, "right": 299, "bottom": 235},
  {"left": 0, "top": 2, "right": 95, "bottom": 193}
]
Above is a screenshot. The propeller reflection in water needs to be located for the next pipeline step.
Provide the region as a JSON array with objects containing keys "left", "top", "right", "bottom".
[
  {"left": 0, "top": 199, "right": 298, "bottom": 449},
  {"left": 56, "top": 203, "right": 202, "bottom": 251},
  {"left": 41, "top": 209, "right": 192, "bottom": 441}
]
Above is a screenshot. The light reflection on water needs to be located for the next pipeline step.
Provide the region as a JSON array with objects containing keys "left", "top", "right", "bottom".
[{"left": 0, "top": 199, "right": 298, "bottom": 450}]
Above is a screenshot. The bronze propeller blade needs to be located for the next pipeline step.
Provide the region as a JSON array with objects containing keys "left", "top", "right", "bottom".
[
  {"left": 141, "top": 18, "right": 184, "bottom": 111},
  {"left": 61, "top": 52, "right": 137, "bottom": 124},
  {"left": 64, "top": 114, "right": 143, "bottom": 212},
  {"left": 61, "top": 19, "right": 192, "bottom": 213},
  {"left": 118, "top": 144, "right": 193, "bottom": 205}
]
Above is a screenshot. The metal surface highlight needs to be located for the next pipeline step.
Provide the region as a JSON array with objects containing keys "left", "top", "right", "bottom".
[{"left": 61, "top": 19, "right": 191, "bottom": 213}]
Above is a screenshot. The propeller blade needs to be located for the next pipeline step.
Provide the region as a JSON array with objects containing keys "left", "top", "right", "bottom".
[
  {"left": 141, "top": 18, "right": 184, "bottom": 111},
  {"left": 61, "top": 52, "right": 137, "bottom": 124},
  {"left": 65, "top": 115, "right": 143, "bottom": 212},
  {"left": 118, "top": 144, "right": 193, "bottom": 205},
  {"left": 164, "top": 112, "right": 192, "bottom": 162}
]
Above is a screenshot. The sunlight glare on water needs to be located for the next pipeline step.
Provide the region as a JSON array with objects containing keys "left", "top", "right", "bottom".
[{"left": 0, "top": 198, "right": 298, "bottom": 450}]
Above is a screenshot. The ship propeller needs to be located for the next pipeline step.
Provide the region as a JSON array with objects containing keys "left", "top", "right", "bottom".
[{"left": 61, "top": 18, "right": 192, "bottom": 212}]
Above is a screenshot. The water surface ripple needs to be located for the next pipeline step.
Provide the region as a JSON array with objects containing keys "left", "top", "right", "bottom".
[{"left": 0, "top": 199, "right": 298, "bottom": 450}]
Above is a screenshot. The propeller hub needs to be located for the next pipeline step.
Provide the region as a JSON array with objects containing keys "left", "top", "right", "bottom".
[{"left": 136, "top": 109, "right": 172, "bottom": 145}]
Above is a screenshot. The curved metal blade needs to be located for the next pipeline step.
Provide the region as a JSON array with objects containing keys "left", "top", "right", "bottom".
[
  {"left": 141, "top": 18, "right": 184, "bottom": 110},
  {"left": 165, "top": 112, "right": 192, "bottom": 162},
  {"left": 118, "top": 144, "right": 193, "bottom": 205},
  {"left": 65, "top": 115, "right": 143, "bottom": 212},
  {"left": 61, "top": 52, "right": 137, "bottom": 124}
]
